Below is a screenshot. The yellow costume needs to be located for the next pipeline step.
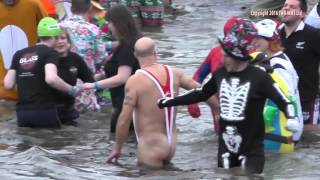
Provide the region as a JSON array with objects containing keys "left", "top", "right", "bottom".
[
  {"left": 0, "top": 0, "right": 46, "bottom": 100},
  {"left": 265, "top": 71, "right": 294, "bottom": 153},
  {"left": 250, "top": 52, "right": 295, "bottom": 153}
]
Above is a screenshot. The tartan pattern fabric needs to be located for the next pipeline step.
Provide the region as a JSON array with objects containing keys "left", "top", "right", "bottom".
[{"left": 120, "top": 0, "right": 164, "bottom": 26}]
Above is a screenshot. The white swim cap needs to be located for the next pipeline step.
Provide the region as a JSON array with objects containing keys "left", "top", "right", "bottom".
[{"left": 255, "top": 19, "right": 278, "bottom": 40}]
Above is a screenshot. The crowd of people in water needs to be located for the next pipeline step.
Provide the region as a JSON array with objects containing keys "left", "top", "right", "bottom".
[{"left": 1, "top": 0, "right": 320, "bottom": 174}]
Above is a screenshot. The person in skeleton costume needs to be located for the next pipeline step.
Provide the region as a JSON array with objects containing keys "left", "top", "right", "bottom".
[{"left": 158, "top": 17, "right": 299, "bottom": 173}]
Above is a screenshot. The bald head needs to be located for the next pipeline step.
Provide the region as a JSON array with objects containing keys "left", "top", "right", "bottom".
[{"left": 134, "top": 37, "right": 156, "bottom": 58}]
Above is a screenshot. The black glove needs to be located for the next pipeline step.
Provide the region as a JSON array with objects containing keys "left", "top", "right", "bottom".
[
  {"left": 157, "top": 97, "right": 173, "bottom": 109},
  {"left": 158, "top": 88, "right": 205, "bottom": 109}
]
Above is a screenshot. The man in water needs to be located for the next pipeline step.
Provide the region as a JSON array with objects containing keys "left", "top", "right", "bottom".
[
  {"left": 280, "top": 0, "right": 320, "bottom": 127},
  {"left": 4, "top": 17, "right": 79, "bottom": 128},
  {"left": 106, "top": 37, "right": 216, "bottom": 168},
  {"left": 158, "top": 17, "right": 299, "bottom": 173}
]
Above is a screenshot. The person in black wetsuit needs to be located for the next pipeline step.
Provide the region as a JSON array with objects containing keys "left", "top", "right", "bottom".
[
  {"left": 158, "top": 17, "right": 299, "bottom": 174},
  {"left": 54, "top": 29, "right": 95, "bottom": 126}
]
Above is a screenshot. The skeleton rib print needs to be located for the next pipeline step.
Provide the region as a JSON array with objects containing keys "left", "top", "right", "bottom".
[{"left": 220, "top": 78, "right": 250, "bottom": 121}]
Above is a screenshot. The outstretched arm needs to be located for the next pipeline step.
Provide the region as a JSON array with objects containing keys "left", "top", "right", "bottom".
[
  {"left": 45, "top": 64, "right": 79, "bottom": 96},
  {"left": 180, "top": 69, "right": 201, "bottom": 90},
  {"left": 106, "top": 78, "right": 137, "bottom": 163},
  {"left": 181, "top": 71, "right": 219, "bottom": 108},
  {"left": 83, "top": 65, "right": 132, "bottom": 90},
  {"left": 181, "top": 71, "right": 203, "bottom": 118},
  {"left": 158, "top": 71, "right": 218, "bottom": 108}
]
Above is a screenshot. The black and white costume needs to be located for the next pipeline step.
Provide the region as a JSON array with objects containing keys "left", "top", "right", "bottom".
[{"left": 158, "top": 65, "right": 295, "bottom": 173}]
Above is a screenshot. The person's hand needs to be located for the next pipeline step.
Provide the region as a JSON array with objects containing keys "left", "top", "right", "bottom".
[
  {"left": 286, "top": 118, "right": 299, "bottom": 132},
  {"left": 106, "top": 149, "right": 120, "bottom": 163},
  {"left": 157, "top": 97, "right": 173, "bottom": 109},
  {"left": 112, "top": 41, "right": 119, "bottom": 50},
  {"left": 187, "top": 103, "right": 201, "bottom": 118},
  {"left": 82, "top": 82, "right": 95, "bottom": 90}
]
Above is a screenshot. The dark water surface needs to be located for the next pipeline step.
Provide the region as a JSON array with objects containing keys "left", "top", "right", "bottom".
[{"left": 1, "top": 0, "right": 320, "bottom": 179}]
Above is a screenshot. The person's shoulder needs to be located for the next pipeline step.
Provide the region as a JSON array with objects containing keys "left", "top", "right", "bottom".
[
  {"left": 36, "top": 46, "right": 59, "bottom": 61},
  {"left": 116, "top": 43, "right": 135, "bottom": 57},
  {"left": 38, "top": 45, "right": 57, "bottom": 54},
  {"left": 38, "top": 44, "right": 51, "bottom": 49},
  {"left": 206, "top": 45, "right": 222, "bottom": 56},
  {"left": 20, "top": 45, "right": 49, "bottom": 55},
  {"left": 244, "top": 66, "right": 272, "bottom": 82},
  {"left": 120, "top": 42, "right": 134, "bottom": 49},
  {"left": 66, "top": 52, "right": 84, "bottom": 63},
  {"left": 303, "top": 24, "right": 320, "bottom": 44},
  {"left": 212, "top": 45, "right": 223, "bottom": 52},
  {"left": 84, "top": 22, "right": 100, "bottom": 35},
  {"left": 304, "top": 23, "right": 318, "bottom": 31},
  {"left": 126, "top": 73, "right": 141, "bottom": 88},
  {"left": 270, "top": 53, "right": 285, "bottom": 62},
  {"left": 12, "top": 48, "right": 26, "bottom": 60},
  {"left": 15, "top": 46, "right": 31, "bottom": 54},
  {"left": 68, "top": 51, "right": 82, "bottom": 59},
  {"left": 304, "top": 23, "right": 320, "bottom": 35},
  {"left": 249, "top": 65, "right": 269, "bottom": 74},
  {"left": 23, "top": 0, "right": 41, "bottom": 7}
]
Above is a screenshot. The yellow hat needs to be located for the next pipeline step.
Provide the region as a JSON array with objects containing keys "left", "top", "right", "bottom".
[
  {"left": 250, "top": 51, "right": 268, "bottom": 63},
  {"left": 91, "top": 0, "right": 104, "bottom": 10}
]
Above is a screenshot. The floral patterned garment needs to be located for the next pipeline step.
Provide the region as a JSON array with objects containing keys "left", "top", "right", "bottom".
[
  {"left": 218, "top": 17, "right": 257, "bottom": 61},
  {"left": 60, "top": 15, "right": 106, "bottom": 112}
]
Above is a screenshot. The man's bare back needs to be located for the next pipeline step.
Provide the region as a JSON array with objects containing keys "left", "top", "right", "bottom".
[
  {"left": 106, "top": 37, "right": 201, "bottom": 168},
  {"left": 130, "top": 64, "right": 180, "bottom": 167}
]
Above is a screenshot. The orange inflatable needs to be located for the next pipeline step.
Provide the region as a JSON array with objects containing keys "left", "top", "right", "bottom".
[
  {"left": 39, "top": 0, "right": 57, "bottom": 17},
  {"left": 0, "top": 0, "right": 47, "bottom": 100}
]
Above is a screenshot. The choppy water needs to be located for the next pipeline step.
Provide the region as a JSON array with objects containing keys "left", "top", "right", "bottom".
[{"left": 1, "top": 0, "right": 320, "bottom": 179}]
